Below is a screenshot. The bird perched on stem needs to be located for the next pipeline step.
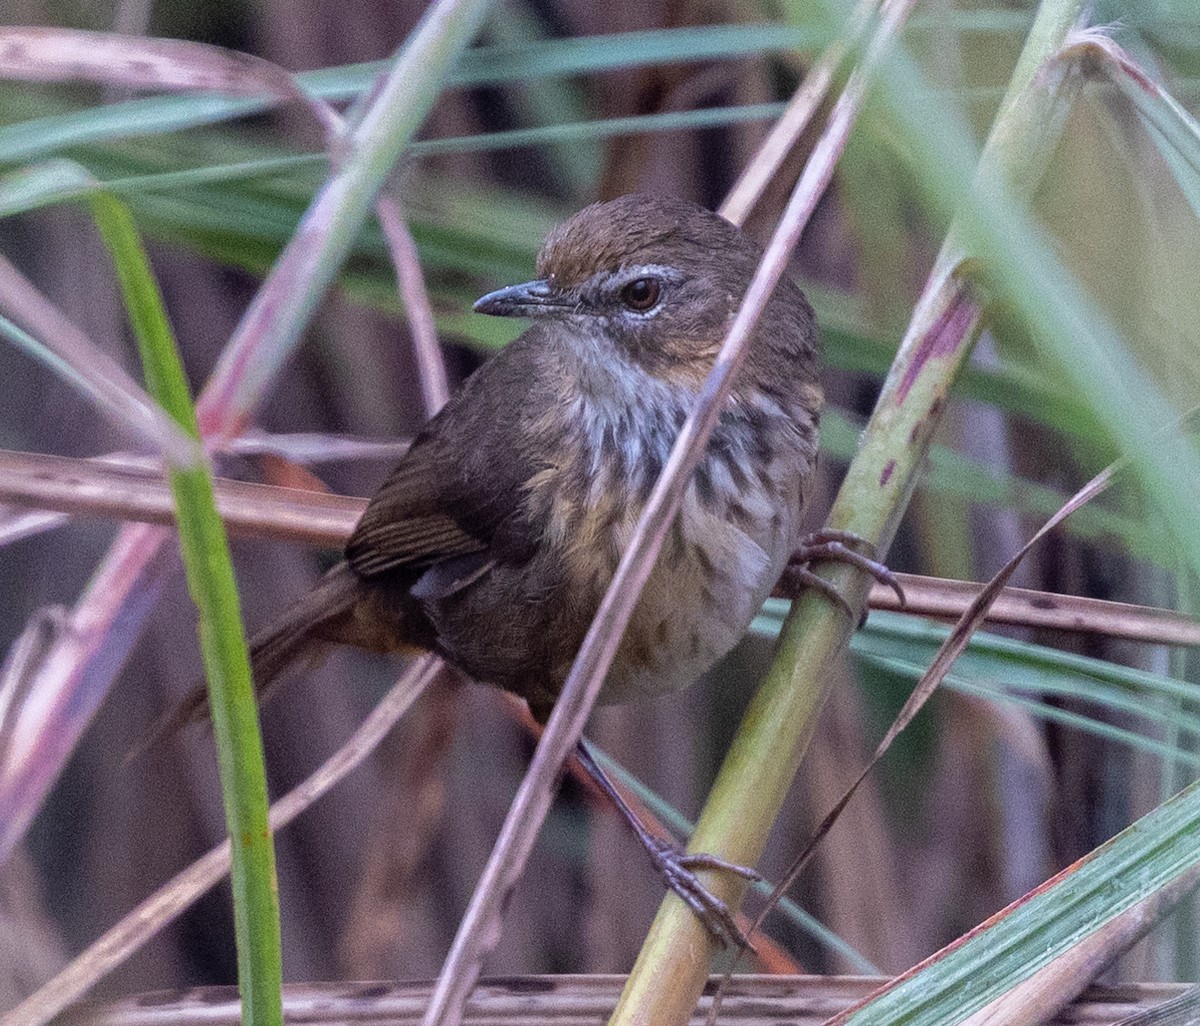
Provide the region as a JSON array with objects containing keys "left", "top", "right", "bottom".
[{"left": 173, "top": 193, "right": 897, "bottom": 943}]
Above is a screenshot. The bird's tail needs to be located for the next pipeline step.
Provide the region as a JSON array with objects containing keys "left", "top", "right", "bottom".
[
  {"left": 132, "top": 562, "right": 363, "bottom": 760},
  {"left": 244, "top": 561, "right": 362, "bottom": 708}
]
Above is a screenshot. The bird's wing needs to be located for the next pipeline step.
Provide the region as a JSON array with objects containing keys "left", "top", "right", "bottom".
[
  {"left": 345, "top": 335, "right": 545, "bottom": 580},
  {"left": 345, "top": 451, "right": 490, "bottom": 577}
]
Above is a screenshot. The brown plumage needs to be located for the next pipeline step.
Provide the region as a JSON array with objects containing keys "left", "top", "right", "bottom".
[
  {"left": 143, "top": 194, "right": 826, "bottom": 736},
  {"left": 231, "top": 193, "right": 822, "bottom": 723}
]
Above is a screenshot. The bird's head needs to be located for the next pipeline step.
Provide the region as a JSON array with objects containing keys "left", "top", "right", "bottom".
[{"left": 473, "top": 194, "right": 819, "bottom": 392}]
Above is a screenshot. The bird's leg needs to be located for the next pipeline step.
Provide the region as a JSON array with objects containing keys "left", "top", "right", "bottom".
[
  {"left": 779, "top": 528, "right": 906, "bottom": 620},
  {"left": 573, "top": 738, "right": 759, "bottom": 948}
]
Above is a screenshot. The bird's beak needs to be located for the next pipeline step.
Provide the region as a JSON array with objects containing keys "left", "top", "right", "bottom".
[{"left": 473, "top": 279, "right": 569, "bottom": 317}]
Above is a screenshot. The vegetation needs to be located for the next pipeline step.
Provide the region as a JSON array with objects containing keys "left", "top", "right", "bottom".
[{"left": 1, "top": 2, "right": 1199, "bottom": 1025}]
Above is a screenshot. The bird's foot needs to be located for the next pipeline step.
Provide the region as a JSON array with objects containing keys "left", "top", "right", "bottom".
[
  {"left": 780, "top": 529, "right": 905, "bottom": 622},
  {"left": 644, "top": 835, "right": 761, "bottom": 948},
  {"left": 572, "top": 739, "right": 760, "bottom": 947}
]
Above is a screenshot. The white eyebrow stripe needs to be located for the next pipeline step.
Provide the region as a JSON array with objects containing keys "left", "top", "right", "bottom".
[{"left": 596, "top": 263, "right": 682, "bottom": 286}]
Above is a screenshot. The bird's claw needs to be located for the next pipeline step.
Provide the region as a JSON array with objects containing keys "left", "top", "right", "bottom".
[
  {"left": 646, "top": 836, "right": 760, "bottom": 949},
  {"left": 782, "top": 529, "right": 906, "bottom": 624}
]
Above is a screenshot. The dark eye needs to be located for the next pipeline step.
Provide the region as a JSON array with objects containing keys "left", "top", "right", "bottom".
[{"left": 620, "top": 277, "right": 662, "bottom": 312}]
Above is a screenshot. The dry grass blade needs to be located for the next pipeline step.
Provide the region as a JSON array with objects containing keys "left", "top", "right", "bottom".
[
  {"left": 0, "top": 508, "right": 67, "bottom": 547},
  {"left": 0, "top": 253, "right": 197, "bottom": 465},
  {"left": 50, "top": 976, "right": 1200, "bottom": 1026},
  {"left": 865, "top": 466, "right": 1116, "bottom": 750},
  {"left": 719, "top": 0, "right": 880, "bottom": 227},
  {"left": 0, "top": 26, "right": 341, "bottom": 137},
  {"left": 2, "top": 655, "right": 443, "bottom": 1026},
  {"left": 861, "top": 574, "right": 1200, "bottom": 645},
  {"left": 1108, "top": 982, "right": 1200, "bottom": 1026},
  {"left": 0, "top": 609, "right": 65, "bottom": 763},
  {"left": 225, "top": 430, "right": 413, "bottom": 463},
  {"left": 0, "top": 436, "right": 396, "bottom": 547},
  {"left": 0, "top": 449, "right": 363, "bottom": 547},
  {"left": 0, "top": 524, "right": 174, "bottom": 864},
  {"left": 376, "top": 196, "right": 450, "bottom": 416},
  {"left": 5, "top": 449, "right": 1199, "bottom": 648}
]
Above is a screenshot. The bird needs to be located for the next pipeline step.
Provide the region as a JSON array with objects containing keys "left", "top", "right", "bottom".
[
  {"left": 170, "top": 193, "right": 895, "bottom": 943},
  {"left": 288, "top": 193, "right": 824, "bottom": 713}
]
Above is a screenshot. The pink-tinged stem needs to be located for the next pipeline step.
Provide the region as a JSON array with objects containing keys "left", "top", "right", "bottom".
[
  {"left": 0, "top": 524, "right": 173, "bottom": 862},
  {"left": 0, "top": 0, "right": 488, "bottom": 869},
  {"left": 376, "top": 195, "right": 450, "bottom": 417}
]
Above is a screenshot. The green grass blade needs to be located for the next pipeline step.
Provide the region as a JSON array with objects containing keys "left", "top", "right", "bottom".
[
  {"left": 836, "top": 777, "right": 1200, "bottom": 1026},
  {"left": 752, "top": 603, "right": 1200, "bottom": 761},
  {"left": 0, "top": 15, "right": 1050, "bottom": 168},
  {"left": 410, "top": 102, "right": 788, "bottom": 155},
  {"left": 0, "top": 26, "right": 817, "bottom": 164},
  {"left": 88, "top": 191, "right": 282, "bottom": 1026}
]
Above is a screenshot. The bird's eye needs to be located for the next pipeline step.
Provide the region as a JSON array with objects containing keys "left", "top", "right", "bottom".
[{"left": 620, "top": 277, "right": 662, "bottom": 312}]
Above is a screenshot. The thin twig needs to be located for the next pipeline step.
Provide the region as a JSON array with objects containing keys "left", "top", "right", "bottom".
[
  {"left": 376, "top": 196, "right": 451, "bottom": 416},
  {"left": 0, "top": 26, "right": 343, "bottom": 138},
  {"left": 719, "top": 0, "right": 881, "bottom": 227},
  {"left": 0, "top": 255, "right": 197, "bottom": 465},
  {"left": 4, "top": 449, "right": 1198, "bottom": 647}
]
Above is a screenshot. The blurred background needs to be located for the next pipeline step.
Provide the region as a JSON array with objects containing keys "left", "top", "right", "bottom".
[{"left": 2, "top": 0, "right": 1200, "bottom": 1009}]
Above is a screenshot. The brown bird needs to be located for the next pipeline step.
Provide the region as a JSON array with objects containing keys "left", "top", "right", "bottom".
[{"left": 178, "top": 193, "right": 894, "bottom": 942}]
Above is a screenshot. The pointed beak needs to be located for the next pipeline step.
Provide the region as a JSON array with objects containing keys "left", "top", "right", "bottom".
[{"left": 473, "top": 279, "right": 569, "bottom": 317}]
